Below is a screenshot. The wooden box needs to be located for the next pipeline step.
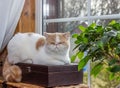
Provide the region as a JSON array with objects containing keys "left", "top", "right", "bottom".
[{"left": 17, "top": 63, "right": 83, "bottom": 87}]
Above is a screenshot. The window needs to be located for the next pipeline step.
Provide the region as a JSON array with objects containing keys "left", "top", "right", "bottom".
[
  {"left": 43, "top": 0, "right": 120, "bottom": 33},
  {"left": 36, "top": 0, "right": 120, "bottom": 87}
]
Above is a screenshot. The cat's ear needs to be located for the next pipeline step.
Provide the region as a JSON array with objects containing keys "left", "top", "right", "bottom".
[
  {"left": 64, "top": 32, "right": 70, "bottom": 39},
  {"left": 44, "top": 32, "right": 48, "bottom": 38}
]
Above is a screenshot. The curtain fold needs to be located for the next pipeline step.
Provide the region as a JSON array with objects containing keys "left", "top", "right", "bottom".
[{"left": 0, "top": 0, "right": 25, "bottom": 52}]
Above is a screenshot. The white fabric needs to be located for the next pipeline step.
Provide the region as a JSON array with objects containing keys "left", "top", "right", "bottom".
[{"left": 0, "top": 0, "right": 25, "bottom": 52}]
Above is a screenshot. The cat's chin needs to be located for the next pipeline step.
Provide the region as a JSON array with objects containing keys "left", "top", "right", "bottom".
[{"left": 48, "top": 48, "right": 67, "bottom": 54}]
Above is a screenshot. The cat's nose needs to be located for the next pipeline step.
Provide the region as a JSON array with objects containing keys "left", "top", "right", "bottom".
[
  {"left": 55, "top": 43, "right": 59, "bottom": 46},
  {"left": 55, "top": 43, "right": 59, "bottom": 48},
  {"left": 55, "top": 44, "right": 58, "bottom": 46},
  {"left": 55, "top": 44, "right": 58, "bottom": 47}
]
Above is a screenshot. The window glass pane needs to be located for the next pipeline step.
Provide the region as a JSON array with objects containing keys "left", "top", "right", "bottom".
[
  {"left": 93, "top": 19, "right": 120, "bottom": 26},
  {"left": 91, "top": 0, "right": 120, "bottom": 16},
  {"left": 43, "top": 0, "right": 87, "bottom": 19},
  {"left": 44, "top": 21, "right": 88, "bottom": 33}
]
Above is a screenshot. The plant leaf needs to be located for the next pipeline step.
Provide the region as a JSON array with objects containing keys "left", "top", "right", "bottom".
[
  {"left": 90, "top": 23, "right": 96, "bottom": 28},
  {"left": 78, "top": 25, "right": 86, "bottom": 32},
  {"left": 71, "top": 55, "right": 77, "bottom": 63},
  {"left": 101, "top": 35, "right": 111, "bottom": 44},
  {"left": 96, "top": 26, "right": 103, "bottom": 33},
  {"left": 91, "top": 63, "right": 103, "bottom": 77},
  {"left": 72, "top": 34, "right": 79, "bottom": 38},
  {"left": 109, "top": 59, "right": 117, "bottom": 66},
  {"left": 109, "top": 20, "right": 116, "bottom": 25},
  {"left": 78, "top": 56, "right": 90, "bottom": 71},
  {"left": 79, "top": 44, "right": 88, "bottom": 52},
  {"left": 83, "top": 37, "right": 88, "bottom": 44},
  {"left": 97, "top": 41, "right": 103, "bottom": 49},
  {"left": 73, "top": 43, "right": 81, "bottom": 51},
  {"left": 77, "top": 52, "right": 84, "bottom": 59},
  {"left": 109, "top": 65, "right": 120, "bottom": 73},
  {"left": 75, "top": 39, "right": 81, "bottom": 44},
  {"left": 105, "top": 30, "right": 117, "bottom": 37},
  {"left": 109, "top": 73, "right": 115, "bottom": 80}
]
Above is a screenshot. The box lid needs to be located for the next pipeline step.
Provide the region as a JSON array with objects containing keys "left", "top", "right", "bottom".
[{"left": 17, "top": 63, "right": 79, "bottom": 73}]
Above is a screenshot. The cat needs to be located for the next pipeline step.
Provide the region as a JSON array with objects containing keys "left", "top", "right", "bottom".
[{"left": 3, "top": 32, "right": 71, "bottom": 82}]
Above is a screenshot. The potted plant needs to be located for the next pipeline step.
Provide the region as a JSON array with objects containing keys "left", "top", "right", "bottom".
[{"left": 71, "top": 20, "right": 120, "bottom": 80}]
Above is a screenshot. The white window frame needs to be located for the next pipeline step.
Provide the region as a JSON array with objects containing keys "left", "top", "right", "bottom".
[
  {"left": 36, "top": 0, "right": 120, "bottom": 87},
  {"left": 35, "top": 0, "right": 43, "bottom": 35}
]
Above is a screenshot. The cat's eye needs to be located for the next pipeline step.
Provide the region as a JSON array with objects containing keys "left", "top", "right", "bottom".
[
  {"left": 51, "top": 42, "right": 55, "bottom": 44},
  {"left": 58, "top": 42, "right": 64, "bottom": 44}
]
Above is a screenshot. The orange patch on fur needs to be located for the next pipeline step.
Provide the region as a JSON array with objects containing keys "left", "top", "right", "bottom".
[
  {"left": 46, "top": 34, "right": 56, "bottom": 45},
  {"left": 58, "top": 33, "right": 70, "bottom": 47},
  {"left": 36, "top": 38, "right": 45, "bottom": 50},
  {"left": 3, "top": 58, "right": 22, "bottom": 82},
  {"left": 10, "top": 65, "right": 22, "bottom": 78},
  {"left": 6, "top": 68, "right": 21, "bottom": 82}
]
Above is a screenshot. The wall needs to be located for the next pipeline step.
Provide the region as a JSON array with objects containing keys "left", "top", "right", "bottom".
[{"left": 15, "top": 0, "right": 35, "bottom": 33}]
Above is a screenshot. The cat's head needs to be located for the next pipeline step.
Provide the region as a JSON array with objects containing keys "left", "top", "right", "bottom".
[{"left": 44, "top": 32, "right": 70, "bottom": 53}]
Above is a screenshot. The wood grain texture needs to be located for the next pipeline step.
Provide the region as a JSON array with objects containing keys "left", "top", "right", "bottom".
[
  {"left": 0, "top": 80, "right": 88, "bottom": 88},
  {"left": 0, "top": 80, "right": 44, "bottom": 88},
  {"left": 17, "top": 63, "right": 83, "bottom": 87},
  {"left": 15, "top": 0, "right": 35, "bottom": 33}
]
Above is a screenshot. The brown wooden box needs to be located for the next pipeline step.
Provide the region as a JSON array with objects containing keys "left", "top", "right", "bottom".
[{"left": 17, "top": 63, "right": 83, "bottom": 87}]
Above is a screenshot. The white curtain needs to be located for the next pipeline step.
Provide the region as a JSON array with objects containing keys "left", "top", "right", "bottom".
[{"left": 0, "top": 0, "right": 25, "bottom": 53}]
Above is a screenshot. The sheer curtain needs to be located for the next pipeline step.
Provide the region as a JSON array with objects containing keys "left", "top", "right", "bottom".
[{"left": 0, "top": 0, "right": 25, "bottom": 53}]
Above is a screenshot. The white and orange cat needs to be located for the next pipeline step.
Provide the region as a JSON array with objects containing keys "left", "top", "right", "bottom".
[{"left": 3, "top": 32, "right": 71, "bottom": 82}]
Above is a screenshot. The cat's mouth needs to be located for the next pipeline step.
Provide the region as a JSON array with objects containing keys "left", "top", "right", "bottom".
[
  {"left": 55, "top": 47, "right": 59, "bottom": 50},
  {"left": 55, "top": 46, "right": 60, "bottom": 51}
]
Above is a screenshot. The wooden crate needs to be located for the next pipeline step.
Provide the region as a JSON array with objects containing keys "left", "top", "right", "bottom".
[{"left": 17, "top": 63, "right": 83, "bottom": 87}]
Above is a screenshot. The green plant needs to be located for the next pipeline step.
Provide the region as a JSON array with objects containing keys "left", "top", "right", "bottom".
[{"left": 71, "top": 20, "right": 120, "bottom": 80}]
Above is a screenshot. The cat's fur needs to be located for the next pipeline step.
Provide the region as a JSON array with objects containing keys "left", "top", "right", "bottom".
[
  {"left": 3, "top": 57, "right": 22, "bottom": 82},
  {"left": 3, "top": 32, "right": 70, "bottom": 82}
]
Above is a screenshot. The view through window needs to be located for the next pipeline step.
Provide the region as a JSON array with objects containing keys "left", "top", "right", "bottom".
[{"left": 42, "top": 0, "right": 120, "bottom": 87}]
